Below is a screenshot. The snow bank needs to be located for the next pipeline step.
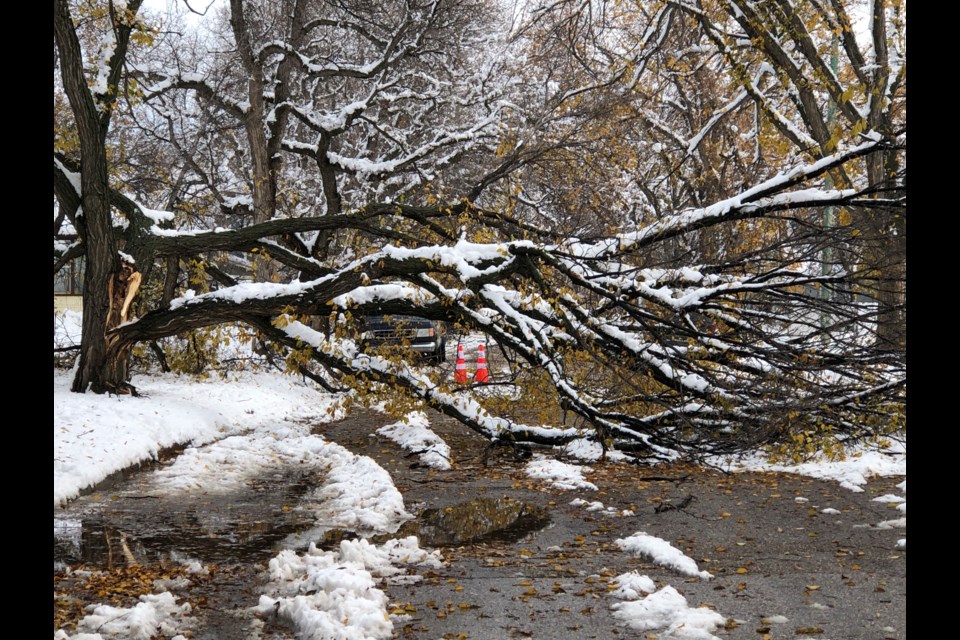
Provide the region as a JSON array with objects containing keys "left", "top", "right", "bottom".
[
  {"left": 525, "top": 456, "right": 598, "bottom": 490},
  {"left": 615, "top": 532, "right": 713, "bottom": 579},
  {"left": 54, "top": 370, "right": 338, "bottom": 506},
  {"left": 377, "top": 411, "right": 452, "bottom": 470},
  {"left": 258, "top": 537, "right": 443, "bottom": 640}
]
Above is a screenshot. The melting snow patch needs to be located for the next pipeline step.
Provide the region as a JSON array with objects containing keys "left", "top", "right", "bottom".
[
  {"left": 377, "top": 411, "right": 451, "bottom": 470},
  {"left": 306, "top": 445, "right": 412, "bottom": 533},
  {"left": 872, "top": 494, "right": 905, "bottom": 503},
  {"left": 820, "top": 507, "right": 841, "bottom": 515},
  {"left": 896, "top": 539, "right": 906, "bottom": 549},
  {"left": 258, "top": 537, "right": 443, "bottom": 640},
  {"left": 761, "top": 615, "right": 789, "bottom": 624},
  {"left": 877, "top": 517, "right": 906, "bottom": 529},
  {"left": 54, "top": 592, "right": 191, "bottom": 640},
  {"left": 616, "top": 532, "right": 713, "bottom": 579},
  {"left": 712, "top": 440, "right": 905, "bottom": 493},
  {"left": 571, "top": 498, "right": 634, "bottom": 517},
  {"left": 525, "top": 456, "right": 598, "bottom": 490},
  {"left": 610, "top": 585, "right": 725, "bottom": 639},
  {"left": 148, "top": 426, "right": 331, "bottom": 493}
]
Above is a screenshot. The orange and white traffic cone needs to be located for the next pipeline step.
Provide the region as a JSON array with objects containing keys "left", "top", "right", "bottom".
[
  {"left": 454, "top": 344, "right": 468, "bottom": 383},
  {"left": 474, "top": 343, "right": 489, "bottom": 383}
]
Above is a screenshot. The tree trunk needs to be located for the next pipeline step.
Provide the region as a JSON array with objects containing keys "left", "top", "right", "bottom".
[
  {"left": 231, "top": 0, "right": 277, "bottom": 283},
  {"left": 56, "top": 0, "right": 144, "bottom": 393},
  {"left": 865, "top": 149, "right": 906, "bottom": 353}
]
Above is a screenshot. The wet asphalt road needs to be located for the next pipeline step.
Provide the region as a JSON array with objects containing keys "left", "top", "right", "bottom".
[
  {"left": 54, "top": 405, "right": 905, "bottom": 639},
  {"left": 319, "top": 410, "right": 906, "bottom": 640}
]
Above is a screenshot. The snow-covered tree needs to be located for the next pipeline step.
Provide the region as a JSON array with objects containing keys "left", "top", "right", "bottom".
[{"left": 54, "top": 0, "right": 905, "bottom": 458}]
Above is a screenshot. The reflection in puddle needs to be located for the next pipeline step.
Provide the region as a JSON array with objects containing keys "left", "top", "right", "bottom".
[
  {"left": 310, "top": 497, "right": 551, "bottom": 549},
  {"left": 56, "top": 476, "right": 550, "bottom": 570},
  {"left": 416, "top": 497, "right": 550, "bottom": 546}
]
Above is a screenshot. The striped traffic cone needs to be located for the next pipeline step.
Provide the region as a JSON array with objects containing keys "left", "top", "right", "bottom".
[
  {"left": 474, "top": 343, "right": 489, "bottom": 383},
  {"left": 454, "top": 344, "right": 468, "bottom": 383}
]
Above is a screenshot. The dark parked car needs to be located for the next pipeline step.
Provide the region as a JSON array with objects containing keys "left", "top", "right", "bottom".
[{"left": 359, "top": 315, "right": 447, "bottom": 363}]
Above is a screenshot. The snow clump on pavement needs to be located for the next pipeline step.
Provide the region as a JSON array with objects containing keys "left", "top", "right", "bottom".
[
  {"left": 54, "top": 592, "right": 191, "bottom": 640},
  {"left": 616, "top": 532, "right": 713, "bottom": 580},
  {"left": 610, "top": 585, "right": 726, "bottom": 639},
  {"left": 258, "top": 536, "right": 444, "bottom": 640},
  {"left": 610, "top": 571, "right": 657, "bottom": 599}
]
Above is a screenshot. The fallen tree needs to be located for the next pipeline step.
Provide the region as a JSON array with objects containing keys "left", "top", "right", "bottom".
[
  {"left": 73, "top": 141, "right": 902, "bottom": 458},
  {"left": 54, "top": 0, "right": 905, "bottom": 459}
]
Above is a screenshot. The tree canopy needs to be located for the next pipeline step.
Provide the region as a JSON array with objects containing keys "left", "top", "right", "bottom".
[{"left": 54, "top": 0, "right": 905, "bottom": 460}]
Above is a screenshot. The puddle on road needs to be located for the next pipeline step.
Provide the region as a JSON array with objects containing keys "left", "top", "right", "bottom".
[
  {"left": 54, "top": 472, "right": 320, "bottom": 568},
  {"left": 416, "top": 496, "right": 550, "bottom": 546},
  {"left": 56, "top": 465, "right": 550, "bottom": 570},
  {"left": 314, "top": 497, "right": 551, "bottom": 549}
]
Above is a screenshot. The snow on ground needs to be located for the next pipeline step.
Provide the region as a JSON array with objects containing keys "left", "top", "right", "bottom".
[
  {"left": 616, "top": 532, "right": 713, "bottom": 580},
  {"left": 610, "top": 584, "right": 726, "bottom": 639},
  {"left": 54, "top": 592, "right": 192, "bottom": 640},
  {"left": 854, "top": 475, "right": 906, "bottom": 543},
  {"left": 562, "top": 437, "right": 631, "bottom": 462},
  {"left": 570, "top": 498, "right": 634, "bottom": 517},
  {"left": 142, "top": 422, "right": 411, "bottom": 533},
  {"left": 377, "top": 411, "right": 452, "bottom": 469},
  {"left": 525, "top": 455, "right": 598, "bottom": 490},
  {"left": 713, "top": 439, "right": 905, "bottom": 492},
  {"left": 54, "top": 369, "right": 340, "bottom": 506},
  {"left": 257, "top": 537, "right": 444, "bottom": 640}
]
